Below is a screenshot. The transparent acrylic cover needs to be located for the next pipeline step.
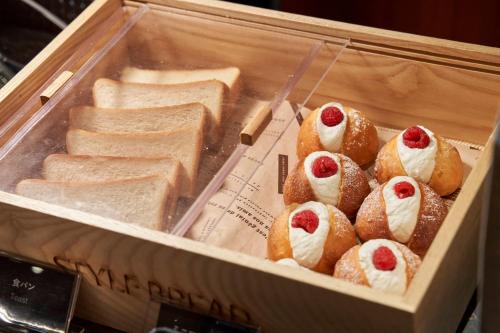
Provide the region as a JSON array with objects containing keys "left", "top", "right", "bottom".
[{"left": 0, "top": 5, "right": 346, "bottom": 233}]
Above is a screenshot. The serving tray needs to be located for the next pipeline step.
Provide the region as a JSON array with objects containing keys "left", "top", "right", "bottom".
[{"left": 0, "top": 1, "right": 499, "bottom": 332}]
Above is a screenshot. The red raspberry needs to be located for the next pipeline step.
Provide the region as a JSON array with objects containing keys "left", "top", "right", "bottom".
[
  {"left": 320, "top": 106, "right": 344, "bottom": 126},
  {"left": 402, "top": 126, "right": 430, "bottom": 149},
  {"left": 311, "top": 156, "right": 338, "bottom": 178},
  {"left": 372, "top": 246, "right": 397, "bottom": 271},
  {"left": 291, "top": 210, "right": 319, "bottom": 233},
  {"left": 393, "top": 181, "right": 415, "bottom": 199}
]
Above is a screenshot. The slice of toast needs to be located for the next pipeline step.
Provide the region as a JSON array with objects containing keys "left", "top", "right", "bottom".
[
  {"left": 120, "top": 66, "right": 240, "bottom": 103},
  {"left": 42, "top": 154, "right": 181, "bottom": 218},
  {"left": 66, "top": 128, "right": 201, "bottom": 197},
  {"left": 92, "top": 78, "right": 225, "bottom": 144},
  {"left": 16, "top": 175, "right": 171, "bottom": 230},
  {"left": 69, "top": 103, "right": 207, "bottom": 134}
]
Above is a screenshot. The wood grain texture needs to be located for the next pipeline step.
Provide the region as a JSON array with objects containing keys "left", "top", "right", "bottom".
[
  {"left": 404, "top": 134, "right": 495, "bottom": 333},
  {"left": 121, "top": 6, "right": 500, "bottom": 146},
  {"left": 290, "top": 46, "right": 500, "bottom": 144},
  {"left": 0, "top": 191, "right": 414, "bottom": 333},
  {"left": 129, "top": 0, "right": 500, "bottom": 66}
]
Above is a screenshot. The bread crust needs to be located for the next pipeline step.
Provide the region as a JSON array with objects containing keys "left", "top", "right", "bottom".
[
  {"left": 374, "top": 134, "right": 463, "bottom": 196},
  {"left": 374, "top": 135, "right": 406, "bottom": 184},
  {"left": 337, "top": 155, "right": 371, "bottom": 219},
  {"left": 355, "top": 181, "right": 448, "bottom": 257},
  {"left": 66, "top": 128, "right": 202, "bottom": 197},
  {"left": 283, "top": 154, "right": 370, "bottom": 219},
  {"left": 296, "top": 109, "right": 323, "bottom": 161},
  {"left": 313, "top": 206, "right": 357, "bottom": 273},
  {"left": 333, "top": 246, "right": 368, "bottom": 286},
  {"left": 268, "top": 204, "right": 356, "bottom": 274},
  {"left": 428, "top": 137, "right": 464, "bottom": 196},
  {"left": 282, "top": 163, "right": 315, "bottom": 206},
  {"left": 16, "top": 175, "right": 171, "bottom": 230},
  {"left": 406, "top": 183, "right": 448, "bottom": 257},
  {"left": 296, "top": 107, "right": 379, "bottom": 166},
  {"left": 333, "top": 241, "right": 421, "bottom": 289},
  {"left": 354, "top": 186, "right": 393, "bottom": 241},
  {"left": 342, "top": 108, "right": 379, "bottom": 166},
  {"left": 92, "top": 78, "right": 226, "bottom": 145},
  {"left": 267, "top": 204, "right": 295, "bottom": 261}
]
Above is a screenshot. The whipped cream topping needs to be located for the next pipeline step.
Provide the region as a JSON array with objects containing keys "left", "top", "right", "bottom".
[
  {"left": 396, "top": 126, "right": 437, "bottom": 183},
  {"left": 304, "top": 151, "right": 342, "bottom": 206},
  {"left": 358, "top": 239, "right": 407, "bottom": 295},
  {"left": 315, "top": 102, "right": 348, "bottom": 152},
  {"left": 383, "top": 176, "right": 421, "bottom": 243},
  {"left": 288, "top": 202, "right": 330, "bottom": 268},
  {"left": 275, "top": 258, "right": 308, "bottom": 270}
]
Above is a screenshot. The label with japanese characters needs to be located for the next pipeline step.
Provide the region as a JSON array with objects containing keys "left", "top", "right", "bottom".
[{"left": 0, "top": 252, "right": 80, "bottom": 333}]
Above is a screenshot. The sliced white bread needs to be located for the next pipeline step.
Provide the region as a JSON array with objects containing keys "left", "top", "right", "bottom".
[
  {"left": 16, "top": 175, "right": 172, "bottom": 230},
  {"left": 42, "top": 154, "right": 181, "bottom": 218},
  {"left": 69, "top": 103, "right": 207, "bottom": 134},
  {"left": 120, "top": 66, "right": 241, "bottom": 103},
  {"left": 92, "top": 78, "right": 225, "bottom": 144},
  {"left": 66, "top": 128, "right": 201, "bottom": 197}
]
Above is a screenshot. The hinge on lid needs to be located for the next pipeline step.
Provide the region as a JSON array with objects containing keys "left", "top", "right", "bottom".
[
  {"left": 40, "top": 70, "right": 74, "bottom": 104},
  {"left": 240, "top": 105, "right": 273, "bottom": 146}
]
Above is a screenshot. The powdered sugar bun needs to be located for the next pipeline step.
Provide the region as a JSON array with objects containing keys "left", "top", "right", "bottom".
[
  {"left": 374, "top": 125, "right": 463, "bottom": 196},
  {"left": 334, "top": 240, "right": 421, "bottom": 295},
  {"left": 284, "top": 152, "right": 370, "bottom": 219},
  {"left": 396, "top": 126, "right": 437, "bottom": 183},
  {"left": 268, "top": 202, "right": 357, "bottom": 274},
  {"left": 297, "top": 102, "right": 379, "bottom": 166},
  {"left": 355, "top": 177, "right": 448, "bottom": 257}
]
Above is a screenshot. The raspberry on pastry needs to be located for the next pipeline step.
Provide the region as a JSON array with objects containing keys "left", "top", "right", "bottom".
[
  {"left": 334, "top": 239, "right": 421, "bottom": 295},
  {"left": 297, "top": 102, "right": 379, "bottom": 166},
  {"left": 283, "top": 151, "right": 370, "bottom": 219},
  {"left": 374, "top": 125, "right": 463, "bottom": 196},
  {"left": 268, "top": 201, "right": 357, "bottom": 274},
  {"left": 355, "top": 176, "right": 447, "bottom": 257}
]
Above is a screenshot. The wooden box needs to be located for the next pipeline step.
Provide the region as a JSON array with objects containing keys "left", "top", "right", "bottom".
[{"left": 0, "top": 0, "right": 499, "bottom": 332}]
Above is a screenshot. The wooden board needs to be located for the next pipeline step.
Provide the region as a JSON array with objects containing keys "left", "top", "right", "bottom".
[
  {"left": 134, "top": 0, "right": 500, "bottom": 67},
  {"left": 0, "top": 191, "right": 414, "bottom": 332},
  {"left": 121, "top": 6, "right": 500, "bottom": 144},
  {"left": 290, "top": 46, "right": 500, "bottom": 144},
  {"left": 407, "top": 135, "right": 495, "bottom": 332}
]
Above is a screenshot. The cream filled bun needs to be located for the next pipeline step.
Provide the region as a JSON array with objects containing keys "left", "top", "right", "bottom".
[
  {"left": 283, "top": 151, "right": 370, "bottom": 219},
  {"left": 268, "top": 201, "right": 357, "bottom": 274},
  {"left": 297, "top": 102, "right": 379, "bottom": 166},
  {"left": 355, "top": 176, "right": 447, "bottom": 257},
  {"left": 334, "top": 239, "right": 421, "bottom": 295},
  {"left": 374, "top": 125, "right": 463, "bottom": 196}
]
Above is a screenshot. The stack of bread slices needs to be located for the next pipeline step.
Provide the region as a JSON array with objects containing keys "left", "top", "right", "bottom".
[{"left": 16, "top": 66, "right": 241, "bottom": 230}]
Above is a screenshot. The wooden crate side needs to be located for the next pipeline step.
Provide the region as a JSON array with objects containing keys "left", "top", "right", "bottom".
[
  {"left": 291, "top": 46, "right": 500, "bottom": 144},
  {"left": 117, "top": 7, "right": 500, "bottom": 144},
  {"left": 405, "top": 136, "right": 494, "bottom": 332},
  {"left": 132, "top": 0, "right": 500, "bottom": 66},
  {"left": 0, "top": 193, "right": 415, "bottom": 332}
]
